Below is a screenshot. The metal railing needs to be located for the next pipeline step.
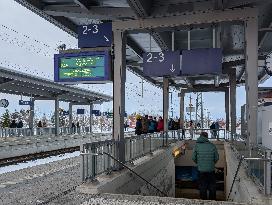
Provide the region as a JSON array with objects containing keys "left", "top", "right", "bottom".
[
  {"left": 182, "top": 128, "right": 227, "bottom": 140},
  {"left": 230, "top": 141, "right": 272, "bottom": 196},
  {"left": 80, "top": 130, "right": 179, "bottom": 182},
  {"left": 0, "top": 126, "right": 92, "bottom": 138}
]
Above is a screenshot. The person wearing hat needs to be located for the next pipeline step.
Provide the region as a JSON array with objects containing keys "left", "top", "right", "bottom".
[
  {"left": 135, "top": 115, "right": 142, "bottom": 135},
  {"left": 192, "top": 132, "right": 219, "bottom": 200}
]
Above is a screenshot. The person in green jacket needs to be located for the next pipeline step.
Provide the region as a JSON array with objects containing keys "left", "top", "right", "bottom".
[{"left": 192, "top": 132, "right": 219, "bottom": 200}]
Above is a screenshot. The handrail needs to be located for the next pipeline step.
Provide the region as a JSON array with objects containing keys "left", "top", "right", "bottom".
[
  {"left": 227, "top": 157, "right": 244, "bottom": 201},
  {"left": 227, "top": 155, "right": 271, "bottom": 200},
  {"left": 102, "top": 152, "right": 168, "bottom": 197}
]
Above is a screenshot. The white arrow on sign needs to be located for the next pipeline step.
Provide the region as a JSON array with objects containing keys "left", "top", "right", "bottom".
[
  {"left": 104, "top": 35, "right": 109, "bottom": 42},
  {"left": 170, "top": 64, "right": 175, "bottom": 72}
]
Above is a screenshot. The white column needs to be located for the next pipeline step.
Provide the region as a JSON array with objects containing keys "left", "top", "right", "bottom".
[
  {"left": 229, "top": 69, "right": 236, "bottom": 139},
  {"left": 89, "top": 103, "right": 93, "bottom": 133},
  {"left": 55, "top": 98, "right": 60, "bottom": 136},
  {"left": 69, "top": 102, "right": 72, "bottom": 128},
  {"left": 163, "top": 78, "right": 169, "bottom": 132},
  {"left": 245, "top": 18, "right": 258, "bottom": 147},
  {"left": 179, "top": 91, "right": 185, "bottom": 128},
  {"left": 113, "top": 30, "right": 126, "bottom": 163}
]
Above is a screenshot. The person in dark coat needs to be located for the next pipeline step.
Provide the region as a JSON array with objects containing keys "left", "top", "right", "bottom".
[
  {"left": 135, "top": 116, "right": 142, "bottom": 135},
  {"left": 192, "top": 132, "right": 219, "bottom": 200},
  {"left": 17, "top": 120, "right": 23, "bottom": 128},
  {"left": 10, "top": 120, "right": 17, "bottom": 128}
]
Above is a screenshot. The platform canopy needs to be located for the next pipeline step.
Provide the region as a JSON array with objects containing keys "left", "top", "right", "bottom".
[
  {"left": 15, "top": 0, "right": 272, "bottom": 89},
  {"left": 0, "top": 66, "right": 112, "bottom": 104}
]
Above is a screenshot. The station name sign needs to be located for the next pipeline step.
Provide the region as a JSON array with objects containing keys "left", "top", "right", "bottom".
[
  {"left": 78, "top": 23, "right": 112, "bottom": 48},
  {"left": 54, "top": 51, "right": 111, "bottom": 83}
]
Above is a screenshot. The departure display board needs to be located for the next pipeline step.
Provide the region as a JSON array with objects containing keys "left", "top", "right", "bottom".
[{"left": 54, "top": 51, "right": 111, "bottom": 83}]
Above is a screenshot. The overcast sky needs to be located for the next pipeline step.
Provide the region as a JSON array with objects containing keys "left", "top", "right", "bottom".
[{"left": 0, "top": 1, "right": 271, "bottom": 121}]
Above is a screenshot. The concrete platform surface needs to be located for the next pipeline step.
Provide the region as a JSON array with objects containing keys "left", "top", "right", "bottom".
[{"left": 48, "top": 193, "right": 248, "bottom": 205}]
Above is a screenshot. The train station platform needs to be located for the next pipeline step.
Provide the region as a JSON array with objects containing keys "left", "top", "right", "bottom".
[
  {"left": 0, "top": 129, "right": 133, "bottom": 161},
  {"left": 75, "top": 135, "right": 272, "bottom": 205}
]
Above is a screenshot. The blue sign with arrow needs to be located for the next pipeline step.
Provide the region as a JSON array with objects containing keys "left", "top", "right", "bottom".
[
  {"left": 143, "top": 51, "right": 181, "bottom": 77},
  {"left": 78, "top": 23, "right": 112, "bottom": 48}
]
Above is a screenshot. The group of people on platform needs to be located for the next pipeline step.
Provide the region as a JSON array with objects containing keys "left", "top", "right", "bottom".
[
  {"left": 135, "top": 115, "right": 185, "bottom": 135},
  {"left": 9, "top": 120, "right": 24, "bottom": 129},
  {"left": 135, "top": 115, "right": 164, "bottom": 135}
]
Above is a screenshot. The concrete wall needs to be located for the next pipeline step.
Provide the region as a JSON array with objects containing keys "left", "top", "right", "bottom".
[
  {"left": 225, "top": 143, "right": 272, "bottom": 205},
  {"left": 78, "top": 144, "right": 177, "bottom": 197}
]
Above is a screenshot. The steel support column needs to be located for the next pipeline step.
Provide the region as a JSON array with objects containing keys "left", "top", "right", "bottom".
[
  {"left": 69, "top": 102, "right": 72, "bottom": 128},
  {"left": 29, "top": 99, "right": 35, "bottom": 129},
  {"left": 179, "top": 91, "right": 185, "bottom": 128},
  {"left": 55, "top": 98, "right": 60, "bottom": 136},
  {"left": 113, "top": 30, "right": 126, "bottom": 163},
  {"left": 230, "top": 69, "right": 236, "bottom": 139},
  {"left": 89, "top": 103, "right": 93, "bottom": 133},
  {"left": 245, "top": 18, "right": 258, "bottom": 147},
  {"left": 163, "top": 78, "right": 169, "bottom": 133},
  {"left": 225, "top": 89, "right": 230, "bottom": 131}
]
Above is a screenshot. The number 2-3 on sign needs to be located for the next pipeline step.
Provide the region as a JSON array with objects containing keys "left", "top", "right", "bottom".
[{"left": 82, "top": 25, "right": 99, "bottom": 35}]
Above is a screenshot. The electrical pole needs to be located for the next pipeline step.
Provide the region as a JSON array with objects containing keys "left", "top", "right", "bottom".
[
  {"left": 189, "top": 95, "right": 192, "bottom": 121},
  {"left": 195, "top": 93, "right": 204, "bottom": 128}
]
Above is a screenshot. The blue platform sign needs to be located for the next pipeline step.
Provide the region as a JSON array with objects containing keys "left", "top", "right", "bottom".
[
  {"left": 182, "top": 48, "right": 222, "bottom": 75},
  {"left": 143, "top": 51, "right": 181, "bottom": 77},
  {"left": 62, "top": 111, "right": 69, "bottom": 115},
  {"left": 92, "top": 110, "right": 101, "bottom": 116},
  {"left": 78, "top": 23, "right": 112, "bottom": 48},
  {"left": 19, "top": 100, "right": 33, "bottom": 106},
  {"left": 77, "top": 109, "right": 85, "bottom": 115}
]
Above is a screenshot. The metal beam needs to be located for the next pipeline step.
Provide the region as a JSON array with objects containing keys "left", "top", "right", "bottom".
[
  {"left": 184, "top": 87, "right": 228, "bottom": 93},
  {"left": 226, "top": 0, "right": 268, "bottom": 8},
  {"left": 127, "top": 0, "right": 153, "bottom": 16},
  {"left": 112, "top": 7, "right": 258, "bottom": 32},
  {"left": 43, "top": 5, "right": 136, "bottom": 19},
  {"left": 74, "top": 0, "right": 90, "bottom": 11},
  {"left": 15, "top": 0, "right": 78, "bottom": 37}
]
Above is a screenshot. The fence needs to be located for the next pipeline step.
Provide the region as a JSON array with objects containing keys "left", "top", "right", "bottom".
[
  {"left": 80, "top": 130, "right": 179, "bottom": 182},
  {"left": 0, "top": 126, "right": 92, "bottom": 138},
  {"left": 183, "top": 128, "right": 227, "bottom": 140},
  {"left": 230, "top": 137, "right": 272, "bottom": 195}
]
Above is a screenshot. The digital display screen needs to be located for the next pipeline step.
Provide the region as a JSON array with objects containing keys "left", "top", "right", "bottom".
[{"left": 54, "top": 51, "right": 111, "bottom": 83}]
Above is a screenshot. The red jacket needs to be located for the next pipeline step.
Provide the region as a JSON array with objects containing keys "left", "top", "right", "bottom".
[{"left": 157, "top": 119, "right": 164, "bottom": 132}]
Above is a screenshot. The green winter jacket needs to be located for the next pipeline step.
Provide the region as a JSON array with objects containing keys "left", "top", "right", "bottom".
[{"left": 192, "top": 136, "right": 219, "bottom": 172}]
